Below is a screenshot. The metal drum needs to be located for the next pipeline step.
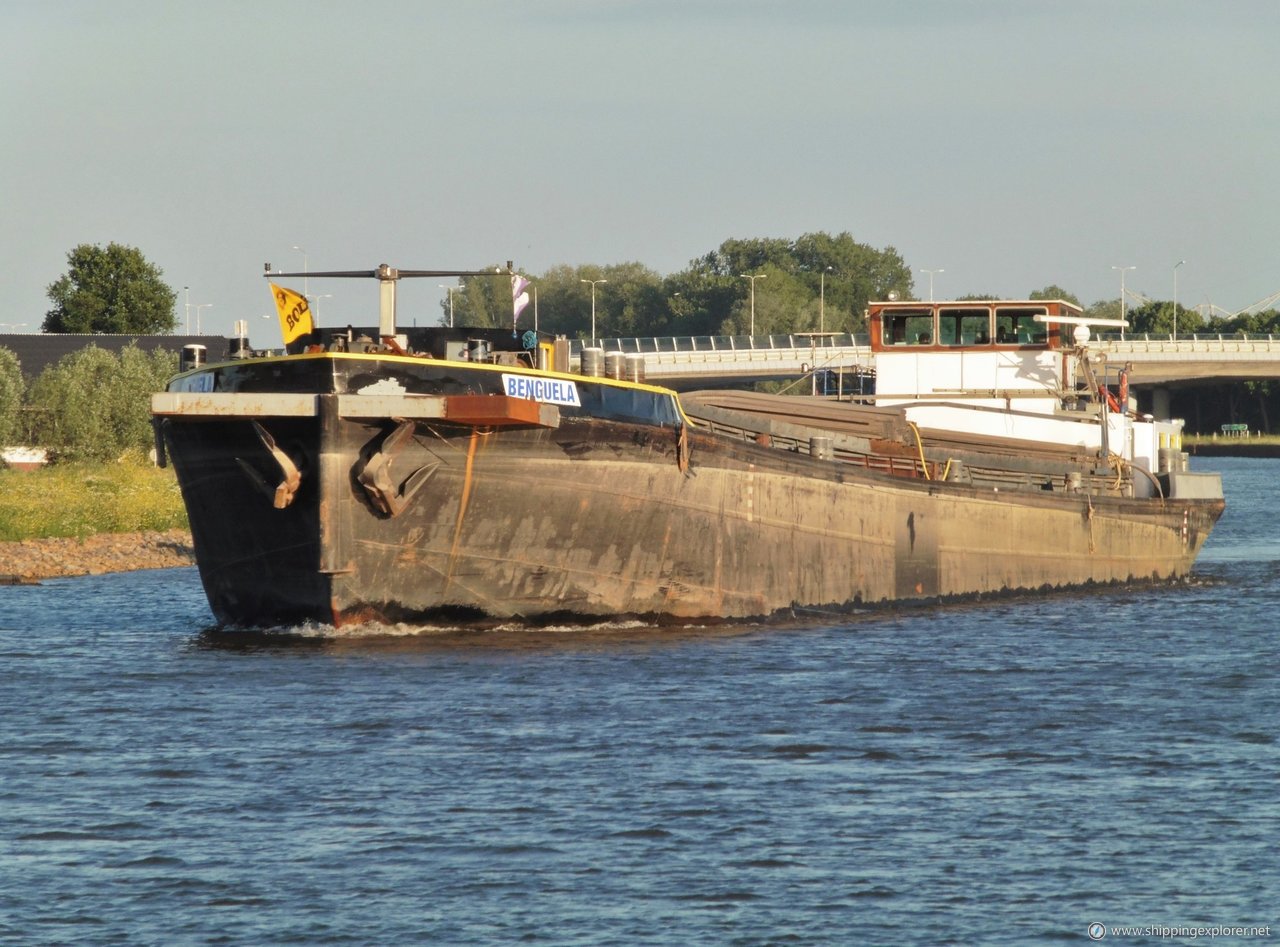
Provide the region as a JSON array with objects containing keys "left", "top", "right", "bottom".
[
  {"left": 180, "top": 344, "right": 207, "bottom": 373},
  {"left": 581, "top": 347, "right": 604, "bottom": 377},
  {"left": 624, "top": 353, "right": 645, "bottom": 383}
]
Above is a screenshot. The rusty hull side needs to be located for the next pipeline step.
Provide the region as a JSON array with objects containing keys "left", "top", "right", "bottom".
[
  {"left": 159, "top": 392, "right": 1222, "bottom": 628},
  {"left": 313, "top": 403, "right": 1221, "bottom": 627}
]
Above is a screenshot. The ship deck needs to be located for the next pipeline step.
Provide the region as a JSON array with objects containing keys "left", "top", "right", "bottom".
[{"left": 680, "top": 389, "right": 1123, "bottom": 493}]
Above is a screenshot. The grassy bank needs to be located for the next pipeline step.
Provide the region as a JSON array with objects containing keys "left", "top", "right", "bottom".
[
  {"left": 1182, "top": 433, "right": 1280, "bottom": 457},
  {"left": 0, "top": 453, "right": 188, "bottom": 541},
  {"left": 1184, "top": 433, "right": 1280, "bottom": 446}
]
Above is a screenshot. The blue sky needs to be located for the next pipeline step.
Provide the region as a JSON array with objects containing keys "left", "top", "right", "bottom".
[{"left": 3, "top": 0, "right": 1277, "bottom": 345}]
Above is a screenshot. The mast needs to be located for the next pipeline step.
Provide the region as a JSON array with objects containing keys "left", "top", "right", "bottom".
[{"left": 264, "top": 261, "right": 515, "bottom": 338}]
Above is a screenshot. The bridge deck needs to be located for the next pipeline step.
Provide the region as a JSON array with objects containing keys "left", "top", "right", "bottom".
[{"left": 571, "top": 332, "right": 1280, "bottom": 386}]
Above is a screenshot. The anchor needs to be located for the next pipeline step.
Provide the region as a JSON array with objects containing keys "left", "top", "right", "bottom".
[
  {"left": 234, "top": 421, "right": 302, "bottom": 509},
  {"left": 356, "top": 419, "right": 438, "bottom": 518}
]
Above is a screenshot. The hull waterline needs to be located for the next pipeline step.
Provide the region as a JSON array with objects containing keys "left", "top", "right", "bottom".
[{"left": 157, "top": 371, "right": 1222, "bottom": 628}]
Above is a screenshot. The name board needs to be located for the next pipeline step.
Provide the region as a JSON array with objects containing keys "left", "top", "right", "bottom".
[{"left": 502, "top": 373, "right": 582, "bottom": 408}]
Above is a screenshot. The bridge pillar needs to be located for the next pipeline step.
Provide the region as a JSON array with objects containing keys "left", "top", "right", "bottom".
[{"left": 1151, "top": 386, "right": 1172, "bottom": 420}]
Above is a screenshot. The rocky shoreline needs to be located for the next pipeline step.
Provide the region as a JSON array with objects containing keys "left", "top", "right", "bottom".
[{"left": 0, "top": 529, "right": 195, "bottom": 584}]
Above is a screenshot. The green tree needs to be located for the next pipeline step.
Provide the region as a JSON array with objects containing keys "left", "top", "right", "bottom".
[
  {"left": 112, "top": 346, "right": 180, "bottom": 452},
  {"left": 0, "top": 347, "right": 23, "bottom": 444},
  {"left": 696, "top": 237, "right": 797, "bottom": 276},
  {"left": 791, "top": 231, "right": 912, "bottom": 331},
  {"left": 434, "top": 232, "right": 911, "bottom": 339},
  {"left": 586, "top": 262, "right": 665, "bottom": 338},
  {"left": 684, "top": 231, "right": 911, "bottom": 335},
  {"left": 1084, "top": 298, "right": 1123, "bottom": 324},
  {"left": 718, "top": 265, "right": 811, "bottom": 336},
  {"left": 660, "top": 262, "right": 740, "bottom": 337},
  {"left": 445, "top": 263, "right": 668, "bottom": 341},
  {"left": 514, "top": 264, "right": 592, "bottom": 337},
  {"left": 1029, "top": 285, "right": 1082, "bottom": 307},
  {"left": 440, "top": 266, "right": 522, "bottom": 331},
  {"left": 1245, "top": 381, "right": 1273, "bottom": 433},
  {"left": 1125, "top": 301, "right": 1161, "bottom": 334},
  {"left": 24, "top": 344, "right": 176, "bottom": 460},
  {"left": 44, "top": 242, "right": 178, "bottom": 333},
  {"left": 1213, "top": 307, "right": 1280, "bottom": 336},
  {"left": 1125, "top": 300, "right": 1206, "bottom": 336}
]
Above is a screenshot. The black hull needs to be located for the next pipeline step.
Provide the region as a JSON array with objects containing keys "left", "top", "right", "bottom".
[{"left": 155, "top": 354, "right": 1225, "bottom": 629}]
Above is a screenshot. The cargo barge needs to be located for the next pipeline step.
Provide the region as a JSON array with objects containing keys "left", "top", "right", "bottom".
[{"left": 152, "top": 265, "right": 1224, "bottom": 628}]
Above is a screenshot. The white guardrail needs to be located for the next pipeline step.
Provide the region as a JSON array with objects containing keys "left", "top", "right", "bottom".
[
  {"left": 569, "top": 332, "right": 1280, "bottom": 380},
  {"left": 571, "top": 334, "right": 870, "bottom": 379}
]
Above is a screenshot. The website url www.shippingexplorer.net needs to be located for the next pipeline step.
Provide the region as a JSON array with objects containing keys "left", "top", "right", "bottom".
[{"left": 1089, "top": 923, "right": 1273, "bottom": 941}]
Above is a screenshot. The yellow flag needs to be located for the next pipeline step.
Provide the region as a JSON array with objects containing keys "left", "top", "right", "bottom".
[{"left": 270, "top": 283, "right": 314, "bottom": 344}]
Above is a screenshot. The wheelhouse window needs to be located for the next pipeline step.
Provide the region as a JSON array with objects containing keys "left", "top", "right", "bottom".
[
  {"left": 881, "top": 309, "right": 933, "bottom": 346},
  {"left": 994, "top": 306, "right": 1049, "bottom": 345},
  {"left": 937, "top": 307, "right": 992, "bottom": 346}
]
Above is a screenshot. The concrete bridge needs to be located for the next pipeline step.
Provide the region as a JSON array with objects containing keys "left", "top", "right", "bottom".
[
  {"left": 1095, "top": 335, "right": 1280, "bottom": 385},
  {"left": 574, "top": 332, "right": 1280, "bottom": 392}
]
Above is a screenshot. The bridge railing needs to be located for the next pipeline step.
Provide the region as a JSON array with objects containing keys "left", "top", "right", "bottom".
[
  {"left": 569, "top": 333, "right": 869, "bottom": 359},
  {"left": 567, "top": 331, "right": 1280, "bottom": 354},
  {"left": 568, "top": 335, "right": 1280, "bottom": 360},
  {"left": 555, "top": 331, "right": 1280, "bottom": 379},
  {"left": 1096, "top": 332, "right": 1280, "bottom": 351}
]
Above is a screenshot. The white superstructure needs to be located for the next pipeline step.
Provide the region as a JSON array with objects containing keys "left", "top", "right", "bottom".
[{"left": 868, "top": 299, "right": 1185, "bottom": 498}]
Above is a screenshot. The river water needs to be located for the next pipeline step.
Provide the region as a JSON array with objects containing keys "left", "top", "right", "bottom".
[{"left": 1, "top": 457, "right": 1276, "bottom": 946}]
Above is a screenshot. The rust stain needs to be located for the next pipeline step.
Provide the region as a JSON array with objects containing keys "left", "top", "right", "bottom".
[
  {"left": 443, "top": 428, "right": 483, "bottom": 592},
  {"left": 657, "top": 521, "right": 681, "bottom": 607},
  {"left": 445, "top": 394, "right": 549, "bottom": 427}
]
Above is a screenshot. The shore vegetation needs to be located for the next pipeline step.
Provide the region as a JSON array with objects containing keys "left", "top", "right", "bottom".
[
  {"left": 3, "top": 342, "right": 176, "bottom": 463},
  {"left": 0, "top": 451, "right": 187, "bottom": 541}
]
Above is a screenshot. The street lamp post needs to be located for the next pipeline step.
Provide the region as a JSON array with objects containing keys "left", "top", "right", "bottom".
[
  {"left": 820, "top": 266, "right": 833, "bottom": 332},
  {"left": 920, "top": 268, "right": 944, "bottom": 303},
  {"left": 1173, "top": 260, "right": 1185, "bottom": 340},
  {"left": 293, "top": 245, "right": 308, "bottom": 297},
  {"left": 740, "top": 273, "right": 767, "bottom": 336},
  {"left": 580, "top": 278, "right": 608, "bottom": 342},
  {"left": 1112, "top": 265, "right": 1135, "bottom": 338},
  {"left": 184, "top": 285, "right": 190, "bottom": 334},
  {"left": 194, "top": 303, "right": 213, "bottom": 335},
  {"left": 306, "top": 293, "right": 332, "bottom": 320},
  {"left": 438, "top": 284, "right": 460, "bottom": 328}
]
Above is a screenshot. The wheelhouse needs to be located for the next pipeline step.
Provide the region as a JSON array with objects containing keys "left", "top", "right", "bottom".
[
  {"left": 866, "top": 299, "right": 1085, "bottom": 412},
  {"left": 869, "top": 299, "right": 1081, "bottom": 353}
]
